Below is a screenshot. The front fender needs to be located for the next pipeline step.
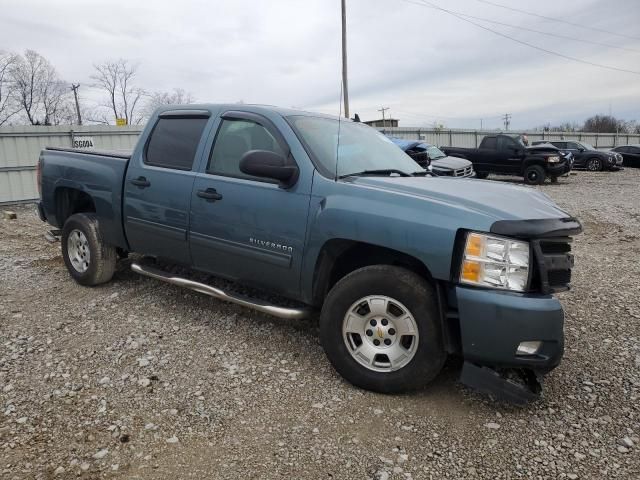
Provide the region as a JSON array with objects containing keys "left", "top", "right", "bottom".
[{"left": 300, "top": 173, "right": 496, "bottom": 303}]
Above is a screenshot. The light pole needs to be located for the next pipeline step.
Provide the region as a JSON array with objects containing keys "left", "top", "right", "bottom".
[{"left": 341, "top": 0, "right": 350, "bottom": 119}]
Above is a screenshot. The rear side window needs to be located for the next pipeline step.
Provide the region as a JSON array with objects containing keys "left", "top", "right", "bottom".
[
  {"left": 145, "top": 118, "right": 208, "bottom": 170},
  {"left": 481, "top": 137, "right": 497, "bottom": 149}
]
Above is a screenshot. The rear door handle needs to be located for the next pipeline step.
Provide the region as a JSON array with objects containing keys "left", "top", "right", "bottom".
[
  {"left": 130, "top": 176, "right": 151, "bottom": 188},
  {"left": 197, "top": 188, "right": 223, "bottom": 201}
]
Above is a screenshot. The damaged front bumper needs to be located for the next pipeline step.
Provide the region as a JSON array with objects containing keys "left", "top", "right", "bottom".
[{"left": 453, "top": 286, "right": 564, "bottom": 404}]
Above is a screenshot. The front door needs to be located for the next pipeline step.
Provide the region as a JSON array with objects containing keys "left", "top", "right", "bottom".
[
  {"left": 124, "top": 112, "right": 209, "bottom": 264},
  {"left": 189, "top": 112, "right": 311, "bottom": 298},
  {"left": 496, "top": 135, "right": 523, "bottom": 173}
]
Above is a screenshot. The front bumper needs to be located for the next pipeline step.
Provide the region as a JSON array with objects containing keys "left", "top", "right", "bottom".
[
  {"left": 455, "top": 286, "right": 564, "bottom": 371},
  {"left": 547, "top": 162, "right": 571, "bottom": 176}
]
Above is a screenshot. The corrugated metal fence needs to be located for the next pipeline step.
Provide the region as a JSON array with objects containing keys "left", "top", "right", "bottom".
[
  {"left": 0, "top": 125, "right": 142, "bottom": 204},
  {"left": 1, "top": 124, "right": 639, "bottom": 204}
]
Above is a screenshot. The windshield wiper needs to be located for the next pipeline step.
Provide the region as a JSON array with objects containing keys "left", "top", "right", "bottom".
[{"left": 338, "top": 169, "right": 412, "bottom": 179}]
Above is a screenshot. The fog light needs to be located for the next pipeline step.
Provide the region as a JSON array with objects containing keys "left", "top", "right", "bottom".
[{"left": 516, "top": 341, "right": 542, "bottom": 356}]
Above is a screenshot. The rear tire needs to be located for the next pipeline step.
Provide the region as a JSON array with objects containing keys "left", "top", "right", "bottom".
[
  {"left": 320, "top": 265, "right": 446, "bottom": 393},
  {"left": 523, "top": 165, "right": 545, "bottom": 185},
  {"left": 61, "top": 213, "right": 117, "bottom": 286}
]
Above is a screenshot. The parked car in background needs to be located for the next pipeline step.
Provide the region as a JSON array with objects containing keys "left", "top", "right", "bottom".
[
  {"left": 610, "top": 144, "right": 640, "bottom": 168},
  {"left": 390, "top": 138, "right": 475, "bottom": 178},
  {"left": 442, "top": 134, "right": 571, "bottom": 185},
  {"left": 532, "top": 140, "right": 623, "bottom": 171}
]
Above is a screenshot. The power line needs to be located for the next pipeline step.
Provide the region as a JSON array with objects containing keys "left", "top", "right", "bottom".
[
  {"left": 401, "top": 0, "right": 640, "bottom": 52},
  {"left": 476, "top": 0, "right": 640, "bottom": 41},
  {"left": 456, "top": 11, "right": 640, "bottom": 53},
  {"left": 399, "top": 0, "right": 640, "bottom": 75}
]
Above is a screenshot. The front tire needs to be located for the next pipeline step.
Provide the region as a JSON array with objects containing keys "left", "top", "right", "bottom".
[
  {"left": 587, "top": 157, "right": 603, "bottom": 171},
  {"left": 61, "top": 213, "right": 117, "bottom": 286},
  {"left": 320, "top": 265, "right": 446, "bottom": 393},
  {"left": 523, "top": 165, "right": 546, "bottom": 185}
]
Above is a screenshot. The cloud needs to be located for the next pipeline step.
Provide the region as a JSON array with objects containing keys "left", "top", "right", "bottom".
[{"left": 1, "top": 0, "right": 638, "bottom": 128}]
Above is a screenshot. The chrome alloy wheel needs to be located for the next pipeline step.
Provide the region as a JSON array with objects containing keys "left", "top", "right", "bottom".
[
  {"left": 587, "top": 158, "right": 601, "bottom": 171},
  {"left": 67, "top": 229, "right": 90, "bottom": 273},
  {"left": 342, "top": 295, "right": 419, "bottom": 372}
]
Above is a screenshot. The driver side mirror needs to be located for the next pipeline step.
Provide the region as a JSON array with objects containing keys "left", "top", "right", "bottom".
[
  {"left": 578, "top": 147, "right": 585, "bottom": 152},
  {"left": 239, "top": 150, "right": 299, "bottom": 188}
]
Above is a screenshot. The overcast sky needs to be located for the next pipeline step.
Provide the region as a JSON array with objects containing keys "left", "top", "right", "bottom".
[{"left": 1, "top": 0, "right": 639, "bottom": 129}]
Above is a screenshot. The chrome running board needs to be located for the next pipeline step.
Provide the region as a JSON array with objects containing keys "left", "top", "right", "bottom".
[{"left": 131, "top": 263, "right": 310, "bottom": 320}]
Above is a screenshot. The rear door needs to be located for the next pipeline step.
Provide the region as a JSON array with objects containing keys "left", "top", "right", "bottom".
[
  {"left": 123, "top": 110, "right": 210, "bottom": 263},
  {"left": 189, "top": 111, "right": 311, "bottom": 298}
]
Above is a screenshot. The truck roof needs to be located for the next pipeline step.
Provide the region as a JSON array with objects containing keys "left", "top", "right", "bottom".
[{"left": 154, "top": 103, "right": 342, "bottom": 121}]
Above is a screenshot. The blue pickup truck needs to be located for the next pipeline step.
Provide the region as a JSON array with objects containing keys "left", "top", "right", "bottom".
[{"left": 37, "top": 104, "right": 581, "bottom": 402}]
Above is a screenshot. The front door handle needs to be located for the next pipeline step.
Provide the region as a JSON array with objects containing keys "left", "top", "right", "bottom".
[
  {"left": 130, "top": 176, "right": 151, "bottom": 188},
  {"left": 197, "top": 188, "right": 223, "bottom": 201}
]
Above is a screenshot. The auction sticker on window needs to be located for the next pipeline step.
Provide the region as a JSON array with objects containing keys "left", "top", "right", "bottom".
[{"left": 73, "top": 137, "right": 95, "bottom": 149}]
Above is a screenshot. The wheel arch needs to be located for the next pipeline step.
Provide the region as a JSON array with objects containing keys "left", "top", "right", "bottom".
[
  {"left": 54, "top": 186, "right": 97, "bottom": 228},
  {"left": 310, "top": 239, "right": 435, "bottom": 307}
]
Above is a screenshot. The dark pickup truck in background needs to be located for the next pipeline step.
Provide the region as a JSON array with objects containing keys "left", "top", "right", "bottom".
[
  {"left": 443, "top": 134, "right": 571, "bottom": 184},
  {"left": 36, "top": 104, "right": 582, "bottom": 403}
]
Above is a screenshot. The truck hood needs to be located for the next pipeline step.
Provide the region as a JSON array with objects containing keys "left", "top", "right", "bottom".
[
  {"left": 431, "top": 156, "right": 472, "bottom": 170},
  {"left": 351, "top": 176, "right": 570, "bottom": 222}
]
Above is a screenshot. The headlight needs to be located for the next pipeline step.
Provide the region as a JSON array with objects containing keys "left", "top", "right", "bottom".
[
  {"left": 546, "top": 156, "right": 560, "bottom": 163},
  {"left": 460, "top": 232, "right": 530, "bottom": 292}
]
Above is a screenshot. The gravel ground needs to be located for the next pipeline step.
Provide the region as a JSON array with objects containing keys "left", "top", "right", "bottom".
[{"left": 1, "top": 170, "right": 639, "bottom": 479}]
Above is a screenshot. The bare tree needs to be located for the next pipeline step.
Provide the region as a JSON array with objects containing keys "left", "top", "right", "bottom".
[
  {"left": 91, "top": 59, "right": 146, "bottom": 125},
  {"left": 10, "top": 50, "right": 48, "bottom": 124},
  {"left": 145, "top": 88, "right": 195, "bottom": 117},
  {"left": 8, "top": 50, "right": 71, "bottom": 125},
  {"left": 0, "top": 51, "right": 20, "bottom": 126}
]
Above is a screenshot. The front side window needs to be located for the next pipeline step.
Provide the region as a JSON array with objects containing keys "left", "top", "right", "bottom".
[
  {"left": 497, "top": 136, "right": 517, "bottom": 151},
  {"left": 145, "top": 117, "right": 208, "bottom": 170},
  {"left": 208, "top": 119, "right": 286, "bottom": 180}
]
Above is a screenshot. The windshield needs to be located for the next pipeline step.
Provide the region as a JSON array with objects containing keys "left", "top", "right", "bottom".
[
  {"left": 287, "top": 116, "right": 425, "bottom": 178},
  {"left": 425, "top": 145, "right": 446, "bottom": 160}
]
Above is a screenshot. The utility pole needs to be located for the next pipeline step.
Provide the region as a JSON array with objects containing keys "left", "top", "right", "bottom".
[
  {"left": 341, "top": 0, "right": 350, "bottom": 119},
  {"left": 70, "top": 84, "right": 82, "bottom": 125},
  {"left": 378, "top": 106, "right": 389, "bottom": 129},
  {"left": 502, "top": 113, "right": 511, "bottom": 131},
  {"left": 480, "top": 118, "right": 483, "bottom": 130}
]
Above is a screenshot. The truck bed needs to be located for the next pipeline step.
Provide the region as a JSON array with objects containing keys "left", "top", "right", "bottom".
[{"left": 40, "top": 146, "right": 132, "bottom": 250}]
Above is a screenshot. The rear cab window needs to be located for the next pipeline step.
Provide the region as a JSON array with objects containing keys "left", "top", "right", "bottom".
[
  {"left": 145, "top": 117, "right": 208, "bottom": 170},
  {"left": 480, "top": 136, "right": 497, "bottom": 149}
]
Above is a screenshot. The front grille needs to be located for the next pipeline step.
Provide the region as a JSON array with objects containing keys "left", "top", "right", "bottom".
[
  {"left": 531, "top": 237, "right": 574, "bottom": 293},
  {"left": 453, "top": 165, "right": 474, "bottom": 177}
]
